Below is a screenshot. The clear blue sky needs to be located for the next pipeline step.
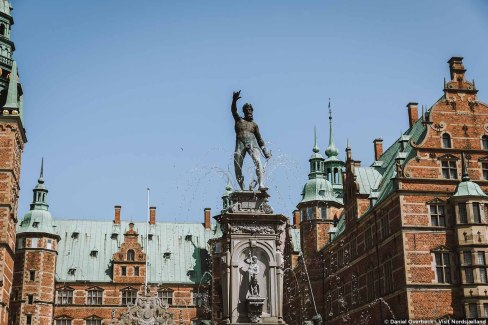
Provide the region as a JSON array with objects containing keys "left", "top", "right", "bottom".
[{"left": 12, "top": 1, "right": 488, "bottom": 223}]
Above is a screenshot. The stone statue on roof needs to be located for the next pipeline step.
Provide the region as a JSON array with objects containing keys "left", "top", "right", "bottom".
[{"left": 231, "top": 90, "right": 271, "bottom": 192}]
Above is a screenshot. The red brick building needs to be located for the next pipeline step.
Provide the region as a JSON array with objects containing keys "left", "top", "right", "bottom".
[{"left": 284, "top": 57, "right": 488, "bottom": 323}]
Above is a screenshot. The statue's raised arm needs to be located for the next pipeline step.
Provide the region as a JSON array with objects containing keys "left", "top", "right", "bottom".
[{"left": 231, "top": 90, "right": 241, "bottom": 122}]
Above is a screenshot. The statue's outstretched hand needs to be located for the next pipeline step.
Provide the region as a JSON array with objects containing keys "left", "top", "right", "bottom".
[
  {"left": 233, "top": 90, "right": 241, "bottom": 102},
  {"left": 262, "top": 147, "right": 272, "bottom": 159}
]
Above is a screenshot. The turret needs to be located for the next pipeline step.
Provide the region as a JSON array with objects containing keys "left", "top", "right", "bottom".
[
  {"left": 0, "top": 2, "right": 26, "bottom": 322},
  {"left": 298, "top": 127, "right": 343, "bottom": 255},
  {"left": 11, "top": 160, "right": 59, "bottom": 325}
]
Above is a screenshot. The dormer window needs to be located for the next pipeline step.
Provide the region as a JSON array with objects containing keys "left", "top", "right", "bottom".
[
  {"left": 127, "top": 249, "right": 135, "bottom": 261},
  {"left": 32, "top": 222, "right": 39, "bottom": 228},
  {"left": 71, "top": 232, "right": 79, "bottom": 239},
  {"left": 148, "top": 234, "right": 153, "bottom": 240},
  {"left": 442, "top": 133, "right": 452, "bottom": 148},
  {"left": 163, "top": 252, "right": 171, "bottom": 259},
  {"left": 185, "top": 235, "right": 192, "bottom": 241},
  {"left": 68, "top": 268, "right": 76, "bottom": 276},
  {"left": 111, "top": 233, "right": 118, "bottom": 240},
  {"left": 90, "top": 250, "right": 98, "bottom": 257}
]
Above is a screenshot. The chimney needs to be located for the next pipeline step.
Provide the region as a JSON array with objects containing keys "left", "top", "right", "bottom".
[
  {"left": 373, "top": 138, "right": 383, "bottom": 161},
  {"left": 149, "top": 206, "right": 156, "bottom": 225},
  {"left": 114, "top": 205, "right": 121, "bottom": 224},
  {"left": 293, "top": 210, "right": 300, "bottom": 229},
  {"left": 406, "top": 102, "right": 418, "bottom": 128},
  {"left": 204, "top": 208, "right": 211, "bottom": 229},
  {"left": 448, "top": 56, "right": 465, "bottom": 81}
]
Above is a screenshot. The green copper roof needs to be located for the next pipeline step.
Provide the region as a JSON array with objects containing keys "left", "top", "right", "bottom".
[
  {"left": 301, "top": 127, "right": 342, "bottom": 204},
  {"left": 53, "top": 220, "right": 217, "bottom": 284},
  {"left": 300, "top": 178, "right": 342, "bottom": 204},
  {"left": 18, "top": 159, "right": 56, "bottom": 235},
  {"left": 325, "top": 99, "right": 339, "bottom": 159},
  {"left": 453, "top": 181, "right": 488, "bottom": 197},
  {"left": 4, "top": 61, "right": 19, "bottom": 110},
  {"left": 453, "top": 153, "right": 488, "bottom": 197}
]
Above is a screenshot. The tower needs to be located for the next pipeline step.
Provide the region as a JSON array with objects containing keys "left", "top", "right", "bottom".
[
  {"left": 0, "top": 1, "right": 25, "bottom": 323},
  {"left": 11, "top": 162, "right": 59, "bottom": 325}
]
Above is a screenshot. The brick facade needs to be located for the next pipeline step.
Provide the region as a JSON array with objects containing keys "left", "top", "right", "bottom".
[{"left": 284, "top": 57, "right": 488, "bottom": 324}]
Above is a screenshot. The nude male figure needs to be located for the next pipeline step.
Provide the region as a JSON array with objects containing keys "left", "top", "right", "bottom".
[{"left": 231, "top": 90, "right": 271, "bottom": 191}]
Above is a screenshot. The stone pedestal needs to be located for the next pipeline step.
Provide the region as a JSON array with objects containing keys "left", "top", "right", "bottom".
[{"left": 212, "top": 191, "right": 287, "bottom": 325}]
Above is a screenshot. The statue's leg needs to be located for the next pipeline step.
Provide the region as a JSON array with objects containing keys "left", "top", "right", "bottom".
[
  {"left": 250, "top": 147, "right": 266, "bottom": 191},
  {"left": 234, "top": 143, "right": 246, "bottom": 190}
]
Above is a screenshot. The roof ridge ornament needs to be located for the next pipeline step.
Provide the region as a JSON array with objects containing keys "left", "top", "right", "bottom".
[{"left": 325, "top": 98, "right": 339, "bottom": 158}]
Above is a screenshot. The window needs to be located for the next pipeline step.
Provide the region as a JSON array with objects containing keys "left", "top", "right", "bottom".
[
  {"left": 435, "top": 252, "right": 451, "bottom": 283},
  {"left": 32, "top": 222, "right": 39, "bottom": 228},
  {"left": 27, "top": 295, "right": 33, "bottom": 304},
  {"left": 163, "top": 252, "right": 171, "bottom": 259},
  {"left": 381, "top": 215, "right": 390, "bottom": 239},
  {"left": 57, "top": 289, "right": 74, "bottom": 305},
  {"left": 29, "top": 270, "right": 35, "bottom": 281},
  {"left": 134, "top": 266, "right": 140, "bottom": 276},
  {"left": 459, "top": 203, "right": 468, "bottom": 224},
  {"left": 90, "top": 250, "right": 98, "bottom": 257},
  {"left": 482, "top": 163, "right": 488, "bottom": 180},
  {"left": 464, "top": 251, "right": 474, "bottom": 283},
  {"left": 430, "top": 204, "right": 446, "bottom": 227},
  {"left": 55, "top": 318, "right": 72, "bottom": 325},
  {"left": 68, "top": 268, "right": 76, "bottom": 276},
  {"left": 479, "top": 252, "right": 487, "bottom": 283},
  {"left": 72, "top": 232, "right": 79, "bottom": 239},
  {"left": 148, "top": 234, "right": 153, "bottom": 240},
  {"left": 87, "top": 289, "right": 103, "bottom": 305},
  {"left": 307, "top": 207, "right": 313, "bottom": 220},
  {"left": 482, "top": 135, "right": 488, "bottom": 150},
  {"left": 17, "top": 238, "right": 24, "bottom": 249},
  {"left": 468, "top": 303, "right": 479, "bottom": 319},
  {"left": 383, "top": 259, "right": 393, "bottom": 294},
  {"left": 122, "top": 289, "right": 137, "bottom": 306},
  {"left": 473, "top": 203, "right": 481, "bottom": 223},
  {"left": 442, "top": 133, "right": 452, "bottom": 148},
  {"left": 484, "top": 303, "right": 488, "bottom": 318},
  {"left": 121, "top": 266, "right": 127, "bottom": 276},
  {"left": 31, "top": 238, "right": 38, "bottom": 248},
  {"left": 367, "top": 266, "right": 375, "bottom": 301},
  {"left": 441, "top": 160, "right": 457, "bottom": 179},
  {"left": 321, "top": 207, "right": 327, "bottom": 219},
  {"left": 47, "top": 239, "right": 52, "bottom": 249},
  {"left": 158, "top": 290, "right": 173, "bottom": 305},
  {"left": 85, "top": 317, "right": 102, "bottom": 325},
  {"left": 365, "top": 226, "right": 373, "bottom": 249},
  {"left": 26, "top": 315, "right": 32, "bottom": 325},
  {"left": 127, "top": 249, "right": 135, "bottom": 261}
]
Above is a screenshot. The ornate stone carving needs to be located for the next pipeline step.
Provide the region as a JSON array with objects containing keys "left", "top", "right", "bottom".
[
  {"left": 430, "top": 121, "right": 446, "bottom": 132},
  {"left": 227, "top": 191, "right": 274, "bottom": 214},
  {"left": 120, "top": 294, "right": 175, "bottom": 325},
  {"left": 230, "top": 223, "right": 275, "bottom": 235},
  {"left": 468, "top": 97, "right": 479, "bottom": 111}
]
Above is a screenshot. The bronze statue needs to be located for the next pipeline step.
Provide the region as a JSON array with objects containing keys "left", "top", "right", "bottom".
[{"left": 231, "top": 90, "right": 271, "bottom": 191}]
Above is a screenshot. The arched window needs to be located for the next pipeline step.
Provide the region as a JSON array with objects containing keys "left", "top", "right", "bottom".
[
  {"left": 482, "top": 135, "right": 488, "bottom": 150},
  {"left": 326, "top": 168, "right": 332, "bottom": 182},
  {"left": 442, "top": 133, "right": 452, "bottom": 148},
  {"left": 127, "top": 249, "right": 135, "bottom": 261},
  {"left": 334, "top": 168, "right": 339, "bottom": 184}
]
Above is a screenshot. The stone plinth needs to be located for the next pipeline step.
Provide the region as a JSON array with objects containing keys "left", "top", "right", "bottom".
[{"left": 212, "top": 191, "right": 287, "bottom": 325}]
